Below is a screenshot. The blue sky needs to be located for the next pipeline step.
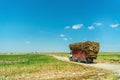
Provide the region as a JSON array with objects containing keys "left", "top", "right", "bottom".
[{"left": 0, "top": 0, "right": 120, "bottom": 52}]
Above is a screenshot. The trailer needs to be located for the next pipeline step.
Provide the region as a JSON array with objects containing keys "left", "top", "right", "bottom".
[{"left": 69, "top": 41, "right": 99, "bottom": 63}]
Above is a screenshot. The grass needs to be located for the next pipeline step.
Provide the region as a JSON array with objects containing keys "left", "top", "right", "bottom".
[
  {"left": 96, "top": 52, "right": 120, "bottom": 63},
  {"left": 0, "top": 54, "right": 60, "bottom": 78},
  {"left": 0, "top": 53, "right": 116, "bottom": 80}
]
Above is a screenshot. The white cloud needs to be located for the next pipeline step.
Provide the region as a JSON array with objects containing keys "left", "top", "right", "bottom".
[
  {"left": 63, "top": 38, "right": 68, "bottom": 41},
  {"left": 72, "top": 24, "right": 83, "bottom": 30},
  {"left": 88, "top": 26, "right": 94, "bottom": 30},
  {"left": 59, "top": 34, "right": 69, "bottom": 41},
  {"left": 94, "top": 22, "right": 102, "bottom": 26},
  {"left": 110, "top": 24, "right": 119, "bottom": 28},
  {"left": 60, "top": 34, "right": 65, "bottom": 37},
  {"left": 65, "top": 26, "right": 70, "bottom": 29}
]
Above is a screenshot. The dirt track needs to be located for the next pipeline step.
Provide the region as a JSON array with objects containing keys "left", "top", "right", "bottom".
[{"left": 53, "top": 55, "right": 120, "bottom": 78}]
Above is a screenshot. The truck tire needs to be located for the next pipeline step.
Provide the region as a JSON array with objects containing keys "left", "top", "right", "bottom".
[{"left": 69, "top": 57, "right": 73, "bottom": 61}]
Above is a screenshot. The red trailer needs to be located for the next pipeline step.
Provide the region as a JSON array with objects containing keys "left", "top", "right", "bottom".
[
  {"left": 72, "top": 50, "right": 86, "bottom": 62},
  {"left": 70, "top": 50, "right": 88, "bottom": 62},
  {"left": 69, "top": 50, "right": 94, "bottom": 63}
]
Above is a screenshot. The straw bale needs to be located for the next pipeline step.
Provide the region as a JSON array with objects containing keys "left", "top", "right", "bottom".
[{"left": 69, "top": 41, "right": 99, "bottom": 54}]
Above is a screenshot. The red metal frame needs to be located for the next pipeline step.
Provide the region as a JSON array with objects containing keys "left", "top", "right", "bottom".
[{"left": 72, "top": 50, "right": 86, "bottom": 61}]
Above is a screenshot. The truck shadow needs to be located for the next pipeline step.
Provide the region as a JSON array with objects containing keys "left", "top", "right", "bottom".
[{"left": 84, "top": 62, "right": 97, "bottom": 64}]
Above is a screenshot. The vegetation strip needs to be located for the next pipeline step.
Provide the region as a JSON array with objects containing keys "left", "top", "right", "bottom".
[{"left": 0, "top": 54, "right": 116, "bottom": 80}]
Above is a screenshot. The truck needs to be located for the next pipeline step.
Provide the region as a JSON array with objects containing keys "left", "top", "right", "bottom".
[{"left": 69, "top": 41, "right": 99, "bottom": 63}]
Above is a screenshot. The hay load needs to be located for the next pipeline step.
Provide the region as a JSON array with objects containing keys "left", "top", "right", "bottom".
[{"left": 69, "top": 41, "right": 100, "bottom": 59}]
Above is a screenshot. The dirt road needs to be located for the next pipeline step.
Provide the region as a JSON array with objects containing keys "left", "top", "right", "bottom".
[{"left": 53, "top": 55, "right": 120, "bottom": 78}]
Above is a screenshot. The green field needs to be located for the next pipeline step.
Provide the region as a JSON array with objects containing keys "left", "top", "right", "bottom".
[
  {"left": 0, "top": 53, "right": 115, "bottom": 80},
  {"left": 95, "top": 52, "right": 120, "bottom": 63}
]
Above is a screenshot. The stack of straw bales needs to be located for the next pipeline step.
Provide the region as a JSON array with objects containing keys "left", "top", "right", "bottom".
[{"left": 69, "top": 41, "right": 99, "bottom": 57}]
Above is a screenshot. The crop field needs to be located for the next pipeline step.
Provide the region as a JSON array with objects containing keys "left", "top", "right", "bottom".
[
  {"left": 0, "top": 53, "right": 115, "bottom": 80},
  {"left": 96, "top": 52, "right": 120, "bottom": 63}
]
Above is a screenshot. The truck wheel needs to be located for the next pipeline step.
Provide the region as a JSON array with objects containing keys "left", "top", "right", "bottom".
[{"left": 69, "top": 57, "right": 73, "bottom": 61}]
